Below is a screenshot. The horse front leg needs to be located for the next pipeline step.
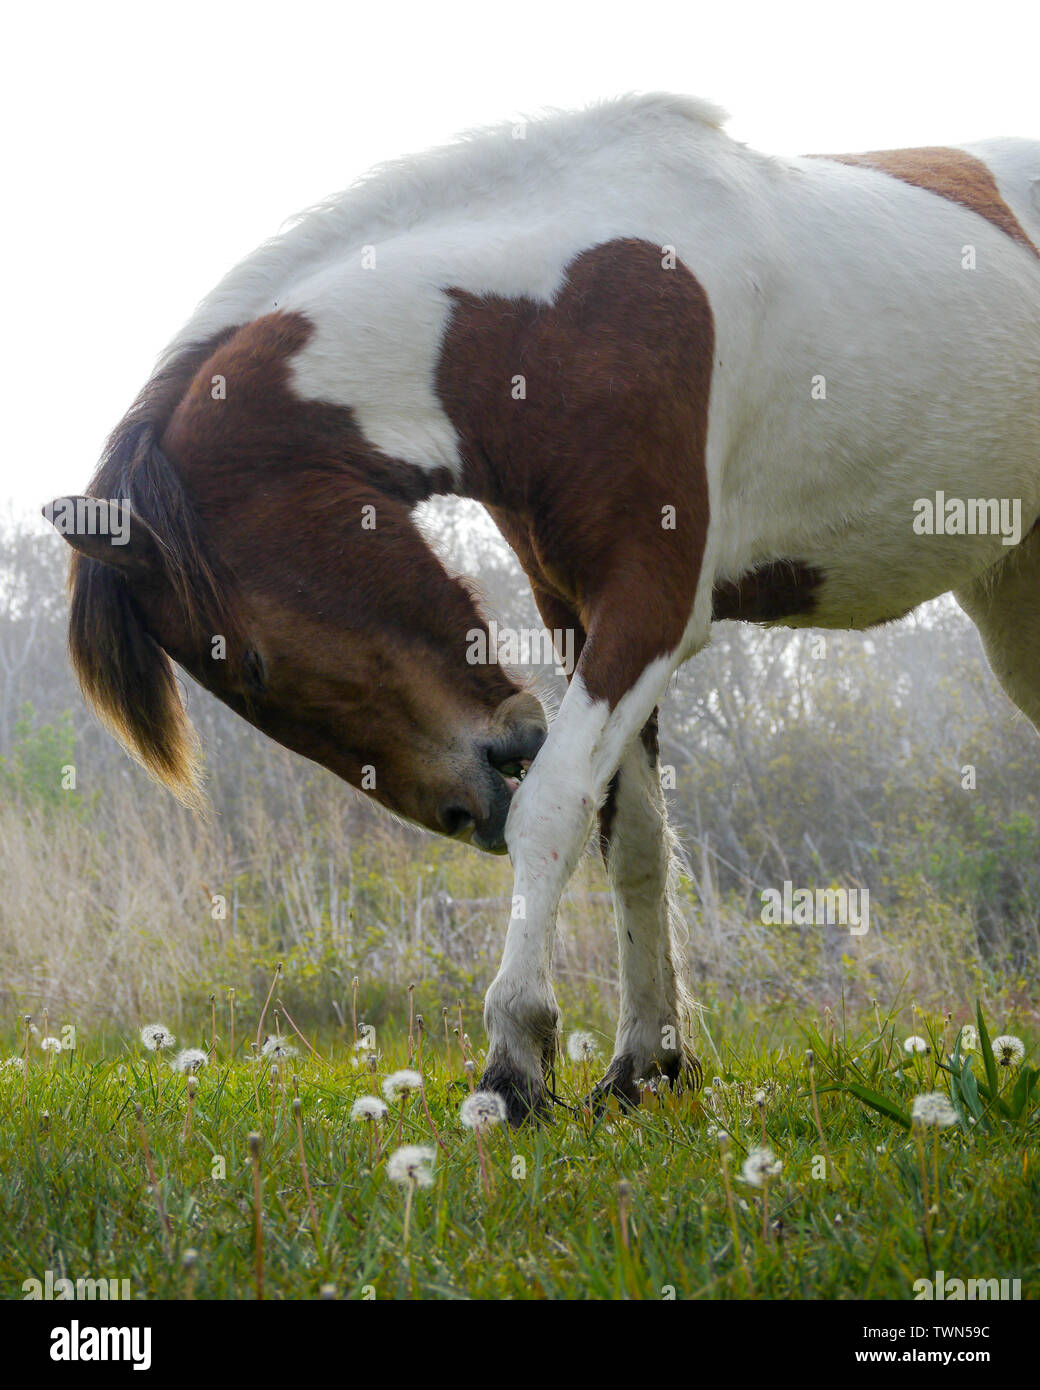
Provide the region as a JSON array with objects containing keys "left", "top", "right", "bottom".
[
  {"left": 479, "top": 634, "right": 690, "bottom": 1121},
  {"left": 478, "top": 678, "right": 606, "bottom": 1122}
]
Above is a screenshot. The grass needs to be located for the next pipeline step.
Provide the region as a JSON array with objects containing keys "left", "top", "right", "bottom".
[{"left": 1, "top": 994, "right": 1037, "bottom": 1301}]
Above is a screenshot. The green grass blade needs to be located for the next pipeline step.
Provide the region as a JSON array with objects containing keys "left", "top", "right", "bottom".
[
  {"left": 975, "top": 1001, "right": 1012, "bottom": 1119},
  {"left": 844, "top": 1080, "right": 911, "bottom": 1129}
]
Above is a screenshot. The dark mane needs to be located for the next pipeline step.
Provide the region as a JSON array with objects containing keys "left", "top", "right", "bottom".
[{"left": 68, "top": 330, "right": 240, "bottom": 810}]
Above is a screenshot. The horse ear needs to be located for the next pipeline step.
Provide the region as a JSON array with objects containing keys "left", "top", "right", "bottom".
[{"left": 43, "top": 496, "right": 162, "bottom": 576}]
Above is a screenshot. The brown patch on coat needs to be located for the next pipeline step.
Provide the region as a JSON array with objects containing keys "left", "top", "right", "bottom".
[
  {"left": 436, "top": 237, "right": 715, "bottom": 710},
  {"left": 815, "top": 147, "right": 1039, "bottom": 258},
  {"left": 711, "top": 559, "right": 823, "bottom": 623}
]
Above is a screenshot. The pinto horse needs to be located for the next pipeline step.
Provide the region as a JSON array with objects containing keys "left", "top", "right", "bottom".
[{"left": 48, "top": 95, "right": 1040, "bottom": 1121}]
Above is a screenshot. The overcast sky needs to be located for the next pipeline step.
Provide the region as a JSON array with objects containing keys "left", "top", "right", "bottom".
[{"left": 4, "top": 0, "right": 1038, "bottom": 532}]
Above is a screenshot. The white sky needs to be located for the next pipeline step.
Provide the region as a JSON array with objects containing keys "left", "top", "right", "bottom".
[{"left": 4, "top": 0, "right": 1038, "bottom": 532}]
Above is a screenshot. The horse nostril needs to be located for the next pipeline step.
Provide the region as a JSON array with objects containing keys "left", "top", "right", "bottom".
[{"left": 439, "top": 804, "right": 475, "bottom": 837}]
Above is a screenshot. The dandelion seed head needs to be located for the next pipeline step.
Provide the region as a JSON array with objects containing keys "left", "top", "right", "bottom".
[
  {"left": 740, "top": 1146, "right": 783, "bottom": 1187},
  {"left": 566, "top": 1031, "right": 600, "bottom": 1063},
  {"left": 381, "top": 1068, "right": 422, "bottom": 1100},
  {"left": 171, "top": 1048, "right": 208, "bottom": 1074},
  {"left": 903, "top": 1035, "right": 929, "bottom": 1055},
  {"left": 40, "top": 1036, "right": 63, "bottom": 1052},
  {"left": 463, "top": 1059, "right": 476, "bottom": 1074},
  {"left": 911, "top": 1091, "right": 958, "bottom": 1128},
  {"left": 141, "top": 1024, "right": 175, "bottom": 1051},
  {"left": 459, "top": 1090, "right": 507, "bottom": 1131},
  {"left": 992, "top": 1035, "right": 1025, "bottom": 1068},
  {"left": 386, "top": 1144, "right": 436, "bottom": 1188},
  {"left": 753, "top": 1088, "right": 767, "bottom": 1106},
  {"left": 350, "top": 1095, "right": 388, "bottom": 1123},
  {"left": 260, "top": 1035, "right": 298, "bottom": 1060}
]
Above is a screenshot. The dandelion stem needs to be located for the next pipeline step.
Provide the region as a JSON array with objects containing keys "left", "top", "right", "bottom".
[
  {"left": 248, "top": 1132, "right": 264, "bottom": 1301},
  {"left": 276, "top": 998, "right": 328, "bottom": 1067},
  {"left": 915, "top": 1127, "right": 932, "bottom": 1255},
  {"left": 134, "top": 1104, "right": 171, "bottom": 1258},
  {"left": 21, "top": 1017, "right": 30, "bottom": 1107},
  {"left": 293, "top": 1098, "right": 323, "bottom": 1263},
  {"left": 475, "top": 1127, "right": 490, "bottom": 1199},
  {"left": 720, "top": 1149, "right": 752, "bottom": 1294},
  {"left": 255, "top": 962, "right": 283, "bottom": 1057},
  {"left": 806, "top": 1051, "right": 836, "bottom": 1184},
  {"left": 416, "top": 1036, "right": 449, "bottom": 1155},
  {"left": 403, "top": 1178, "right": 414, "bottom": 1250},
  {"left": 181, "top": 1078, "right": 196, "bottom": 1145}
]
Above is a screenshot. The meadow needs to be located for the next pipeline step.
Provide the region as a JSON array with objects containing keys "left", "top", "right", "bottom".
[
  {"left": 2, "top": 990, "right": 1036, "bottom": 1302},
  {"left": 2, "top": 523, "right": 1039, "bottom": 1305}
]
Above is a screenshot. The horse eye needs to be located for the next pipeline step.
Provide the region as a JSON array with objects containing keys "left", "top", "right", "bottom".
[{"left": 242, "top": 647, "right": 267, "bottom": 695}]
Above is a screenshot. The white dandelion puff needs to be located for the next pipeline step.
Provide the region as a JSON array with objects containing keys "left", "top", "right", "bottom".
[
  {"left": 752, "top": 1088, "right": 767, "bottom": 1106},
  {"left": 903, "top": 1035, "right": 929, "bottom": 1055},
  {"left": 992, "top": 1035, "right": 1025, "bottom": 1068},
  {"left": 459, "top": 1090, "right": 507, "bottom": 1131},
  {"left": 386, "top": 1144, "right": 436, "bottom": 1188},
  {"left": 566, "top": 1031, "right": 600, "bottom": 1063},
  {"left": 171, "top": 1048, "right": 208, "bottom": 1074},
  {"left": 350, "top": 1095, "right": 388, "bottom": 1123},
  {"left": 260, "top": 1035, "right": 298, "bottom": 1060},
  {"left": 382, "top": 1068, "right": 423, "bottom": 1101},
  {"left": 40, "top": 1037, "right": 64, "bottom": 1053},
  {"left": 740, "top": 1146, "right": 783, "bottom": 1187},
  {"left": 911, "top": 1091, "right": 958, "bottom": 1128},
  {"left": 141, "top": 1024, "right": 175, "bottom": 1051}
]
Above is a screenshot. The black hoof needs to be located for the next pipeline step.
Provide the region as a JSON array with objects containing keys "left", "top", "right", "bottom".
[
  {"left": 477, "top": 1063, "right": 551, "bottom": 1126},
  {"left": 584, "top": 1050, "right": 703, "bottom": 1114}
]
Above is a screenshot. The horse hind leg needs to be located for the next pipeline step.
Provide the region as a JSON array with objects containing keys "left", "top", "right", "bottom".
[
  {"left": 954, "top": 525, "right": 1040, "bottom": 733},
  {"left": 591, "top": 709, "right": 701, "bottom": 1109}
]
